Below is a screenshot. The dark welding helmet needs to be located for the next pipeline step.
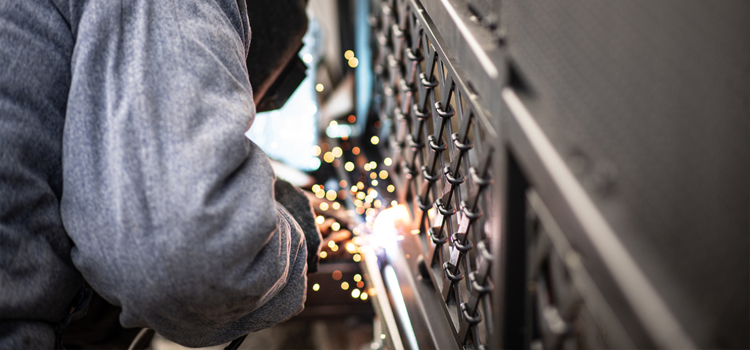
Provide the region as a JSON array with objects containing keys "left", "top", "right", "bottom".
[{"left": 244, "top": 0, "right": 309, "bottom": 112}]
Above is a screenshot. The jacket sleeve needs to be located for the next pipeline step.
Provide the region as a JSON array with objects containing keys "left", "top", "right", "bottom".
[{"left": 60, "top": 0, "right": 307, "bottom": 347}]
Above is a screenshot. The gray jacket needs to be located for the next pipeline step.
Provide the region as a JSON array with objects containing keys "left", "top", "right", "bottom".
[{"left": 0, "top": 0, "right": 317, "bottom": 348}]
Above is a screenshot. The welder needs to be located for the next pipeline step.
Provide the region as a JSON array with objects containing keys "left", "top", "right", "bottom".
[{"left": 0, "top": 0, "right": 319, "bottom": 348}]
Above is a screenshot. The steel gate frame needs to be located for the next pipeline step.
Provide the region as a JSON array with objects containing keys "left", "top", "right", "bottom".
[{"left": 359, "top": 0, "right": 696, "bottom": 349}]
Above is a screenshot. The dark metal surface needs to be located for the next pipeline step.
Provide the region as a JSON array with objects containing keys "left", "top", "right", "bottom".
[
  {"left": 499, "top": 3, "right": 749, "bottom": 347},
  {"left": 365, "top": 0, "right": 748, "bottom": 349}
]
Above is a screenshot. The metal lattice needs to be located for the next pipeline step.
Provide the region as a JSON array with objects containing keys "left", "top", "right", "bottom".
[{"left": 370, "top": 0, "right": 498, "bottom": 348}]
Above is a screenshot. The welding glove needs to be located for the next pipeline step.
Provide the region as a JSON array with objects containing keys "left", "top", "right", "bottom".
[{"left": 274, "top": 179, "right": 322, "bottom": 273}]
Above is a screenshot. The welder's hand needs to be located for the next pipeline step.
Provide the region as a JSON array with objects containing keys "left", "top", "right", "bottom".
[
  {"left": 304, "top": 193, "right": 357, "bottom": 260},
  {"left": 274, "top": 179, "right": 322, "bottom": 273}
]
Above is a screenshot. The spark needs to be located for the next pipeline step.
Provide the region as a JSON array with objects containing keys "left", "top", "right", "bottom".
[
  {"left": 326, "top": 190, "right": 337, "bottom": 201},
  {"left": 348, "top": 57, "right": 359, "bottom": 68},
  {"left": 311, "top": 146, "right": 321, "bottom": 156},
  {"left": 332, "top": 147, "right": 343, "bottom": 158},
  {"left": 346, "top": 242, "right": 356, "bottom": 253}
]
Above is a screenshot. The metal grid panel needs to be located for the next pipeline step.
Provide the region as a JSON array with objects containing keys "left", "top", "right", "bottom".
[{"left": 370, "top": 0, "right": 498, "bottom": 348}]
